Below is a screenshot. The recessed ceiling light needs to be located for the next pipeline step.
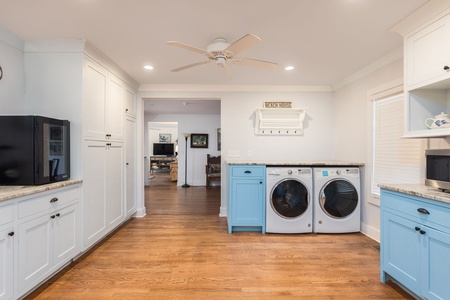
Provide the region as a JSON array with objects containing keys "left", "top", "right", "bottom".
[
  {"left": 144, "top": 65, "right": 154, "bottom": 70},
  {"left": 285, "top": 66, "right": 294, "bottom": 71}
]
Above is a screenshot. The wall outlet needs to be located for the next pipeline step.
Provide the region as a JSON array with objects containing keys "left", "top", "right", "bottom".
[
  {"left": 228, "top": 150, "right": 240, "bottom": 158},
  {"left": 247, "top": 150, "right": 253, "bottom": 158}
]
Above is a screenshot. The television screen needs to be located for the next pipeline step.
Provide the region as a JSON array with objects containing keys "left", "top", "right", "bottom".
[{"left": 153, "top": 143, "right": 174, "bottom": 156}]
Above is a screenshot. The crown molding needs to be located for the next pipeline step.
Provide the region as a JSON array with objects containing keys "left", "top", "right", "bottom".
[{"left": 138, "top": 84, "right": 333, "bottom": 93}]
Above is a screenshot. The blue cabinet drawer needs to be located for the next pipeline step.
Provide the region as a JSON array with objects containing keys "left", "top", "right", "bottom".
[
  {"left": 381, "top": 190, "right": 450, "bottom": 231},
  {"left": 231, "top": 166, "right": 265, "bottom": 177}
]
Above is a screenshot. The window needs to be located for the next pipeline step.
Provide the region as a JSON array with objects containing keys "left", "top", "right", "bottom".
[{"left": 372, "top": 94, "right": 423, "bottom": 196}]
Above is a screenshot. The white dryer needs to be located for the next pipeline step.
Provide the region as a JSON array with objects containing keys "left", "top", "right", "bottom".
[
  {"left": 313, "top": 168, "right": 360, "bottom": 233},
  {"left": 266, "top": 167, "right": 313, "bottom": 233}
]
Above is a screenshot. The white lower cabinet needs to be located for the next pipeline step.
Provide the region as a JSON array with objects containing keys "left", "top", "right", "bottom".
[
  {"left": 1, "top": 185, "right": 82, "bottom": 299},
  {"left": 0, "top": 226, "right": 14, "bottom": 300},
  {"left": 83, "top": 141, "right": 124, "bottom": 250}
]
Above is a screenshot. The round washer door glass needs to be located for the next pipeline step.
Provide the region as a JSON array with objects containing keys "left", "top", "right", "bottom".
[
  {"left": 319, "top": 179, "right": 358, "bottom": 218},
  {"left": 270, "top": 179, "right": 309, "bottom": 218}
]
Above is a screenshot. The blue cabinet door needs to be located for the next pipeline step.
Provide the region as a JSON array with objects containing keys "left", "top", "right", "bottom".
[
  {"left": 421, "top": 225, "right": 450, "bottom": 300},
  {"left": 228, "top": 165, "right": 265, "bottom": 233},
  {"left": 382, "top": 211, "right": 421, "bottom": 295},
  {"left": 230, "top": 179, "right": 264, "bottom": 225}
]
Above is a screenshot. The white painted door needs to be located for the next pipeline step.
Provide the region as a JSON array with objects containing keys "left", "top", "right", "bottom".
[
  {"left": 0, "top": 227, "right": 14, "bottom": 300},
  {"left": 125, "top": 117, "right": 137, "bottom": 216},
  {"left": 106, "top": 143, "right": 125, "bottom": 230},
  {"left": 84, "top": 58, "right": 107, "bottom": 140},
  {"left": 106, "top": 74, "right": 124, "bottom": 141},
  {"left": 53, "top": 204, "right": 79, "bottom": 268},
  {"left": 18, "top": 214, "right": 52, "bottom": 293},
  {"left": 82, "top": 141, "right": 107, "bottom": 249}
]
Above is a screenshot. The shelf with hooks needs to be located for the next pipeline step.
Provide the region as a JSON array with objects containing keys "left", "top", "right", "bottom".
[{"left": 254, "top": 108, "right": 306, "bottom": 136}]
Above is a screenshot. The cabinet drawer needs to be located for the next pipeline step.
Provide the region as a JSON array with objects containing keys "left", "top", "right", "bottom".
[
  {"left": 18, "top": 187, "right": 80, "bottom": 219},
  {"left": 0, "top": 203, "right": 14, "bottom": 226},
  {"left": 231, "top": 166, "right": 265, "bottom": 177},
  {"left": 382, "top": 190, "right": 450, "bottom": 230}
]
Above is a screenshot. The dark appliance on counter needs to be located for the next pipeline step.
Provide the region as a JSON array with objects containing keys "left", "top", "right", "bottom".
[
  {"left": 0, "top": 115, "right": 70, "bottom": 185},
  {"left": 425, "top": 149, "right": 450, "bottom": 191}
]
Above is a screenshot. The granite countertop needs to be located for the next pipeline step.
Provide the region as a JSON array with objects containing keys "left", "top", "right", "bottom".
[
  {"left": 0, "top": 179, "right": 83, "bottom": 203},
  {"left": 379, "top": 184, "right": 450, "bottom": 205},
  {"left": 225, "top": 160, "right": 364, "bottom": 166}
]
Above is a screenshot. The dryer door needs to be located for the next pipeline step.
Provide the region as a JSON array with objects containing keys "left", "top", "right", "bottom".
[
  {"left": 319, "top": 179, "right": 358, "bottom": 218},
  {"left": 270, "top": 179, "right": 309, "bottom": 218}
]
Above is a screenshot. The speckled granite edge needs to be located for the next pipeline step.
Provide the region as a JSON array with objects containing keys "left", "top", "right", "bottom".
[
  {"left": 0, "top": 179, "right": 83, "bottom": 203},
  {"left": 225, "top": 160, "right": 365, "bottom": 166},
  {"left": 379, "top": 184, "right": 450, "bottom": 205}
]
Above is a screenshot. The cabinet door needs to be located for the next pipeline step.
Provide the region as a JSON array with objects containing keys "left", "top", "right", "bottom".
[
  {"left": 406, "top": 13, "right": 450, "bottom": 88},
  {"left": 381, "top": 211, "right": 421, "bottom": 295},
  {"left": 421, "top": 226, "right": 450, "bottom": 300},
  {"left": 0, "top": 227, "right": 14, "bottom": 300},
  {"left": 106, "top": 75, "right": 124, "bottom": 141},
  {"left": 106, "top": 143, "right": 125, "bottom": 229},
  {"left": 18, "top": 214, "right": 52, "bottom": 293},
  {"left": 53, "top": 204, "right": 79, "bottom": 268},
  {"left": 83, "top": 141, "right": 107, "bottom": 249},
  {"left": 125, "top": 117, "right": 137, "bottom": 216},
  {"left": 84, "top": 59, "right": 107, "bottom": 140},
  {"left": 124, "top": 85, "right": 136, "bottom": 117},
  {"left": 230, "top": 178, "right": 264, "bottom": 226}
]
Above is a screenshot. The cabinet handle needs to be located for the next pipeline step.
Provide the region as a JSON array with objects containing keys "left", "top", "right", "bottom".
[
  {"left": 417, "top": 208, "right": 430, "bottom": 215},
  {"left": 444, "top": 65, "right": 449, "bottom": 71},
  {"left": 50, "top": 197, "right": 59, "bottom": 203},
  {"left": 244, "top": 170, "right": 252, "bottom": 174},
  {"left": 56, "top": 213, "right": 61, "bottom": 217},
  {"left": 50, "top": 215, "right": 56, "bottom": 219},
  {"left": 8, "top": 232, "right": 14, "bottom": 237},
  {"left": 420, "top": 230, "right": 426, "bottom": 235},
  {"left": 260, "top": 181, "right": 262, "bottom": 184},
  {"left": 415, "top": 227, "right": 420, "bottom": 231}
]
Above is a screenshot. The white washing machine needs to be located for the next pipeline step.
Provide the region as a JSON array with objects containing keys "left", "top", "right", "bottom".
[
  {"left": 313, "top": 168, "right": 360, "bottom": 233},
  {"left": 266, "top": 167, "right": 313, "bottom": 233}
]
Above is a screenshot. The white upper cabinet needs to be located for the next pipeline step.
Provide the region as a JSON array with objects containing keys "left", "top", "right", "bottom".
[
  {"left": 406, "top": 13, "right": 450, "bottom": 90},
  {"left": 84, "top": 58, "right": 124, "bottom": 141},
  {"left": 124, "top": 85, "right": 137, "bottom": 117}
]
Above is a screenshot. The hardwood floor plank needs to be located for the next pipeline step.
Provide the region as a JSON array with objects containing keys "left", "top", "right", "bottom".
[{"left": 26, "top": 174, "right": 413, "bottom": 299}]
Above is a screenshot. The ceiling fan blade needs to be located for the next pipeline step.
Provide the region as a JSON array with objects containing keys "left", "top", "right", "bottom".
[
  {"left": 225, "top": 34, "right": 261, "bottom": 56},
  {"left": 231, "top": 58, "right": 278, "bottom": 70},
  {"left": 170, "top": 60, "right": 211, "bottom": 72},
  {"left": 167, "top": 41, "right": 211, "bottom": 56}
]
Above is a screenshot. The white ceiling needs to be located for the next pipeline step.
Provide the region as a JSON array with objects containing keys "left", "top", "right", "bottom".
[
  {"left": 0, "top": 0, "right": 429, "bottom": 115},
  {"left": 0, "top": 0, "right": 427, "bottom": 88}
]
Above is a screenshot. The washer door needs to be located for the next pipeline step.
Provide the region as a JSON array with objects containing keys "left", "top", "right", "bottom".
[
  {"left": 270, "top": 179, "right": 309, "bottom": 218},
  {"left": 319, "top": 179, "right": 358, "bottom": 218}
]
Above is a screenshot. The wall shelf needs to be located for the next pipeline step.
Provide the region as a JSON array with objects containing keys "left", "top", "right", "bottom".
[{"left": 254, "top": 108, "right": 306, "bottom": 136}]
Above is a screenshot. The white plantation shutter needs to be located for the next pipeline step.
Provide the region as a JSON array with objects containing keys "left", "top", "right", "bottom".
[{"left": 372, "top": 94, "right": 422, "bottom": 196}]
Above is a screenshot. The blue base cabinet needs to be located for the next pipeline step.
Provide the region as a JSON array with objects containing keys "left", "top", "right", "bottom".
[
  {"left": 228, "top": 165, "right": 265, "bottom": 234},
  {"left": 380, "top": 189, "right": 450, "bottom": 300}
]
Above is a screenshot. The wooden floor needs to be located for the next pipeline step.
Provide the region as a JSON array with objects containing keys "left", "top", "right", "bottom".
[{"left": 26, "top": 173, "right": 413, "bottom": 299}]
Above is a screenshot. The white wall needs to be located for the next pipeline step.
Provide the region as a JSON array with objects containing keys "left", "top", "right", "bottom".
[
  {"left": 333, "top": 57, "right": 404, "bottom": 241},
  {"left": 145, "top": 113, "right": 221, "bottom": 186},
  {"left": 0, "top": 28, "right": 25, "bottom": 114},
  {"left": 140, "top": 89, "right": 335, "bottom": 215}
]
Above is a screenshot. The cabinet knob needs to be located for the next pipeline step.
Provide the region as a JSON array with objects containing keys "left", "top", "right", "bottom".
[
  {"left": 126, "top": 108, "right": 129, "bottom": 112},
  {"left": 50, "top": 197, "right": 59, "bottom": 203},
  {"left": 420, "top": 230, "right": 426, "bottom": 235},
  {"left": 415, "top": 227, "right": 420, "bottom": 231},
  {"left": 444, "top": 65, "right": 449, "bottom": 71},
  {"left": 417, "top": 208, "right": 430, "bottom": 215},
  {"left": 8, "top": 232, "right": 14, "bottom": 237},
  {"left": 56, "top": 213, "right": 61, "bottom": 217},
  {"left": 50, "top": 215, "right": 56, "bottom": 219}
]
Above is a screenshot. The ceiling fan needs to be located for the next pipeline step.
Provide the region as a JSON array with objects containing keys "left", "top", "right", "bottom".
[{"left": 166, "top": 34, "right": 278, "bottom": 73}]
